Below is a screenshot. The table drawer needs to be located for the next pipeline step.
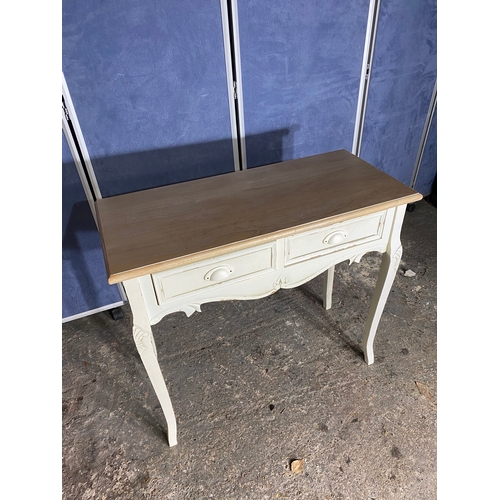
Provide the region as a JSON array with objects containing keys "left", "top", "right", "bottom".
[
  {"left": 285, "top": 211, "right": 386, "bottom": 265},
  {"left": 152, "top": 244, "right": 276, "bottom": 304}
]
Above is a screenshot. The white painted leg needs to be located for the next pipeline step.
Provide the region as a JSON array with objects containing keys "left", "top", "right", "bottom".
[
  {"left": 322, "top": 266, "right": 335, "bottom": 310},
  {"left": 123, "top": 279, "right": 178, "bottom": 446},
  {"left": 362, "top": 205, "right": 406, "bottom": 365}
]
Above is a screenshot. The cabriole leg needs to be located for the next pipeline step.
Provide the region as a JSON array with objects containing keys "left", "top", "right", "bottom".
[
  {"left": 123, "top": 279, "right": 178, "bottom": 446},
  {"left": 361, "top": 246, "right": 402, "bottom": 364},
  {"left": 362, "top": 205, "right": 406, "bottom": 365}
]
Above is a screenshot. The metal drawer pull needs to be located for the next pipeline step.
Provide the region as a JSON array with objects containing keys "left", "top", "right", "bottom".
[
  {"left": 204, "top": 265, "right": 234, "bottom": 282},
  {"left": 323, "top": 230, "right": 347, "bottom": 245}
]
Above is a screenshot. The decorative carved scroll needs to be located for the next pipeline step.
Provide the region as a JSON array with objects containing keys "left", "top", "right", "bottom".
[
  {"left": 348, "top": 252, "right": 367, "bottom": 265},
  {"left": 180, "top": 303, "right": 202, "bottom": 317},
  {"left": 273, "top": 275, "right": 289, "bottom": 290},
  {"left": 133, "top": 325, "right": 157, "bottom": 358},
  {"left": 393, "top": 245, "right": 403, "bottom": 272}
]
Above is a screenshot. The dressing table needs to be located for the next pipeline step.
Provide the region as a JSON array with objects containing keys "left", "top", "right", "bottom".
[{"left": 96, "top": 149, "right": 422, "bottom": 446}]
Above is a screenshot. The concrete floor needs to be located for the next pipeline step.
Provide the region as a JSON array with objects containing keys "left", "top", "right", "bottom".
[{"left": 62, "top": 199, "right": 437, "bottom": 499}]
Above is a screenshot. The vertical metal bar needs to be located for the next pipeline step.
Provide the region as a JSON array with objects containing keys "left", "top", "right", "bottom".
[
  {"left": 220, "top": 0, "right": 241, "bottom": 172},
  {"left": 62, "top": 108, "right": 97, "bottom": 219},
  {"left": 62, "top": 73, "right": 102, "bottom": 200},
  {"left": 410, "top": 80, "right": 437, "bottom": 189},
  {"left": 62, "top": 73, "right": 127, "bottom": 303},
  {"left": 352, "top": 0, "right": 380, "bottom": 157},
  {"left": 229, "top": 0, "right": 247, "bottom": 170},
  {"left": 220, "top": 0, "right": 247, "bottom": 171}
]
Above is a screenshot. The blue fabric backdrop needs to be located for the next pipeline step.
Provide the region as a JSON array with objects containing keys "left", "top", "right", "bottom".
[
  {"left": 62, "top": 0, "right": 235, "bottom": 197},
  {"left": 237, "top": 0, "right": 370, "bottom": 168},
  {"left": 360, "top": 0, "right": 437, "bottom": 186}
]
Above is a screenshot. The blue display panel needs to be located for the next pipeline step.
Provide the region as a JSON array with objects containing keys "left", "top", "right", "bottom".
[
  {"left": 415, "top": 105, "right": 437, "bottom": 196},
  {"left": 62, "top": 1, "right": 234, "bottom": 197},
  {"left": 360, "top": 0, "right": 437, "bottom": 185},
  {"left": 237, "top": 0, "right": 370, "bottom": 168},
  {"left": 62, "top": 132, "right": 123, "bottom": 320}
]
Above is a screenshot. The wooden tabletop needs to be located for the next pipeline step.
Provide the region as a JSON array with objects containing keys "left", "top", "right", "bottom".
[{"left": 96, "top": 149, "right": 422, "bottom": 284}]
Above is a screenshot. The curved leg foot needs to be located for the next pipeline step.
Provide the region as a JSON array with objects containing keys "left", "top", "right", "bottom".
[
  {"left": 362, "top": 205, "right": 406, "bottom": 365},
  {"left": 361, "top": 245, "right": 402, "bottom": 364},
  {"left": 133, "top": 325, "right": 177, "bottom": 446},
  {"left": 124, "top": 279, "right": 178, "bottom": 446}
]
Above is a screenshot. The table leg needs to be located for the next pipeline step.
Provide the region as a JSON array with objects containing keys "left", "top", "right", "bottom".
[
  {"left": 123, "top": 279, "right": 178, "bottom": 446},
  {"left": 322, "top": 266, "right": 335, "bottom": 310},
  {"left": 362, "top": 205, "right": 406, "bottom": 365}
]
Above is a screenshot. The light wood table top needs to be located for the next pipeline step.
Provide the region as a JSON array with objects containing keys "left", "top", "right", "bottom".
[{"left": 96, "top": 149, "right": 422, "bottom": 284}]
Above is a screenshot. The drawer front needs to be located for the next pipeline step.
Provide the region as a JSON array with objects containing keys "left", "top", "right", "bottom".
[
  {"left": 285, "top": 211, "right": 386, "bottom": 265},
  {"left": 152, "top": 244, "right": 276, "bottom": 304}
]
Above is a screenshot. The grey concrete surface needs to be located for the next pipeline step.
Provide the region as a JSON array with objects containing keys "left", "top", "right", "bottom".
[{"left": 62, "top": 199, "right": 436, "bottom": 499}]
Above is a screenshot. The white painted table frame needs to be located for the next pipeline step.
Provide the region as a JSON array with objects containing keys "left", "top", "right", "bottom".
[{"left": 121, "top": 204, "right": 406, "bottom": 447}]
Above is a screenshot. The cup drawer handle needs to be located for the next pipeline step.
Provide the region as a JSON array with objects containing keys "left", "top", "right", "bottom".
[
  {"left": 323, "top": 230, "right": 347, "bottom": 245},
  {"left": 204, "top": 265, "right": 234, "bottom": 282}
]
